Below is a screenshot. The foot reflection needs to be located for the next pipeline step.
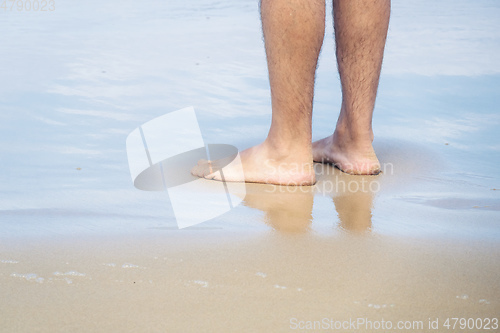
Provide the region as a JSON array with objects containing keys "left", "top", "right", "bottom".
[
  {"left": 241, "top": 163, "right": 377, "bottom": 233},
  {"left": 332, "top": 191, "right": 373, "bottom": 232},
  {"left": 315, "top": 163, "right": 375, "bottom": 233},
  {"left": 242, "top": 183, "right": 314, "bottom": 233}
]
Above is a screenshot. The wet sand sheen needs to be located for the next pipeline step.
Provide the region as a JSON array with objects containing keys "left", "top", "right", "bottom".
[
  {"left": 0, "top": 137, "right": 499, "bottom": 331},
  {"left": 1, "top": 233, "right": 499, "bottom": 332}
]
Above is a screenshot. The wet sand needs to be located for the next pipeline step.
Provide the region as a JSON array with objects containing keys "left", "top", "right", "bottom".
[
  {"left": 1, "top": 231, "right": 499, "bottom": 332},
  {"left": 1, "top": 149, "right": 499, "bottom": 332}
]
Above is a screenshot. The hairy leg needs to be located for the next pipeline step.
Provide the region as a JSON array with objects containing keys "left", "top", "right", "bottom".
[
  {"left": 313, "top": 0, "right": 390, "bottom": 175},
  {"left": 192, "top": 0, "right": 325, "bottom": 185}
]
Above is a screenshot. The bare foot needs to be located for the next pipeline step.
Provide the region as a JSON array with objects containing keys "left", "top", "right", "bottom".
[
  {"left": 312, "top": 132, "right": 381, "bottom": 175},
  {"left": 191, "top": 142, "right": 316, "bottom": 186}
]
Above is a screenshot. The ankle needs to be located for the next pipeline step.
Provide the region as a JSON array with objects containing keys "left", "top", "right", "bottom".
[
  {"left": 264, "top": 136, "right": 312, "bottom": 161},
  {"left": 336, "top": 105, "right": 375, "bottom": 144},
  {"left": 335, "top": 111, "right": 374, "bottom": 140},
  {"left": 333, "top": 125, "right": 374, "bottom": 149}
]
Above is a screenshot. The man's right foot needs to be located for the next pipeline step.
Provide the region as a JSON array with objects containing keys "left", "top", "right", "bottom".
[{"left": 312, "top": 131, "right": 381, "bottom": 175}]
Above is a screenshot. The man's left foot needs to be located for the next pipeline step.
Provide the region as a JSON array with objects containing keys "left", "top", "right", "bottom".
[{"left": 312, "top": 131, "right": 381, "bottom": 175}]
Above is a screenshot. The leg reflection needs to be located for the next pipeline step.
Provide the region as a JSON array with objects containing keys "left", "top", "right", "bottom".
[
  {"left": 333, "top": 190, "right": 373, "bottom": 232},
  {"left": 241, "top": 164, "right": 376, "bottom": 233},
  {"left": 315, "top": 163, "right": 375, "bottom": 233},
  {"left": 242, "top": 184, "right": 314, "bottom": 233}
]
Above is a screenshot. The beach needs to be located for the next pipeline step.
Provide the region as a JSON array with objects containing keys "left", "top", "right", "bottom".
[
  {"left": 1, "top": 0, "right": 499, "bottom": 331},
  {"left": 1, "top": 231, "right": 499, "bottom": 332}
]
